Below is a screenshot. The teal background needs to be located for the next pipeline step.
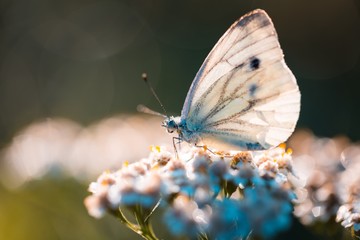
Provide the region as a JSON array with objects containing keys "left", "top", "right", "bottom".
[{"left": 0, "top": 0, "right": 359, "bottom": 239}]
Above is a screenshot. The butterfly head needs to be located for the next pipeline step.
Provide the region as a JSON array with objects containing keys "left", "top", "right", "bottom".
[{"left": 162, "top": 116, "right": 181, "bottom": 134}]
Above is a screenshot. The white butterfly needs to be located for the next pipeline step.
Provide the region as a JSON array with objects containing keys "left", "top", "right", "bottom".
[{"left": 163, "top": 9, "right": 300, "bottom": 151}]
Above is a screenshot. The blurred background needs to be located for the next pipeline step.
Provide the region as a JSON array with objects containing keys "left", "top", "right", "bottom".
[{"left": 0, "top": 0, "right": 359, "bottom": 239}]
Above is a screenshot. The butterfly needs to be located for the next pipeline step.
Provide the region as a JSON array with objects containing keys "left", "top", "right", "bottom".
[{"left": 163, "top": 9, "right": 301, "bottom": 151}]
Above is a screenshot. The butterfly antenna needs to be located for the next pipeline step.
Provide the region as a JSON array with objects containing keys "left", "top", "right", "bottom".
[
  {"left": 142, "top": 73, "right": 168, "bottom": 116},
  {"left": 137, "top": 104, "right": 166, "bottom": 117}
]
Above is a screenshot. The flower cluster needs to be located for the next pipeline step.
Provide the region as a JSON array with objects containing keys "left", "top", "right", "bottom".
[
  {"left": 85, "top": 145, "right": 301, "bottom": 240},
  {"left": 289, "top": 130, "right": 360, "bottom": 235}
]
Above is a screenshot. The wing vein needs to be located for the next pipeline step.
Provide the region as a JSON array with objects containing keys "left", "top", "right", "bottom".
[
  {"left": 200, "top": 54, "right": 281, "bottom": 124},
  {"left": 198, "top": 22, "right": 275, "bottom": 86}
]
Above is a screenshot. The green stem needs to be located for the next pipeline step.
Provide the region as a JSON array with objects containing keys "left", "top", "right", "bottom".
[
  {"left": 134, "top": 205, "right": 159, "bottom": 240},
  {"left": 108, "top": 208, "right": 141, "bottom": 234},
  {"left": 108, "top": 207, "right": 159, "bottom": 240},
  {"left": 197, "top": 232, "right": 209, "bottom": 240}
]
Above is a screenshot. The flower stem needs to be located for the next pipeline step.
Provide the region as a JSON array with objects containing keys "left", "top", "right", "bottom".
[
  {"left": 197, "top": 232, "right": 209, "bottom": 240},
  {"left": 108, "top": 208, "right": 141, "bottom": 232},
  {"left": 108, "top": 207, "right": 158, "bottom": 240},
  {"left": 133, "top": 205, "right": 159, "bottom": 240}
]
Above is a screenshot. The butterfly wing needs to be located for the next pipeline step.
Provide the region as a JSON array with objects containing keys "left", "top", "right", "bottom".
[{"left": 181, "top": 9, "right": 300, "bottom": 150}]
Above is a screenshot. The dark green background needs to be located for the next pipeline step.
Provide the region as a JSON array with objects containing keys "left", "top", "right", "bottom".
[
  {"left": 0, "top": 0, "right": 359, "bottom": 144},
  {"left": 0, "top": 0, "right": 359, "bottom": 239}
]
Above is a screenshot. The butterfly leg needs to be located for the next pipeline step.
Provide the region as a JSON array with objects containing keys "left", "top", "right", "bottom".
[
  {"left": 194, "top": 143, "right": 216, "bottom": 155},
  {"left": 172, "top": 137, "right": 182, "bottom": 159}
]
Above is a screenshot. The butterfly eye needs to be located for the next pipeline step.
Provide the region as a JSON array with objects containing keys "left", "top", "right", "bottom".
[
  {"left": 163, "top": 119, "right": 177, "bottom": 133},
  {"left": 168, "top": 120, "right": 176, "bottom": 128}
]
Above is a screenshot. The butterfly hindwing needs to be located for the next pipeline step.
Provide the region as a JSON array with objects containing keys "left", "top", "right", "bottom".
[{"left": 181, "top": 9, "right": 300, "bottom": 150}]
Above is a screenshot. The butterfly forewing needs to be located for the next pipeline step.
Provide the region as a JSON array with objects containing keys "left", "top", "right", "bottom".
[{"left": 181, "top": 9, "right": 300, "bottom": 150}]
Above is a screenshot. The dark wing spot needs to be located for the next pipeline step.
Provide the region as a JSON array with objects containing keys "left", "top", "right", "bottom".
[
  {"left": 249, "top": 83, "right": 258, "bottom": 97},
  {"left": 250, "top": 57, "right": 260, "bottom": 70}
]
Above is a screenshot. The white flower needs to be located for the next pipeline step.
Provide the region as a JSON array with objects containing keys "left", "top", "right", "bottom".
[{"left": 85, "top": 144, "right": 300, "bottom": 239}]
